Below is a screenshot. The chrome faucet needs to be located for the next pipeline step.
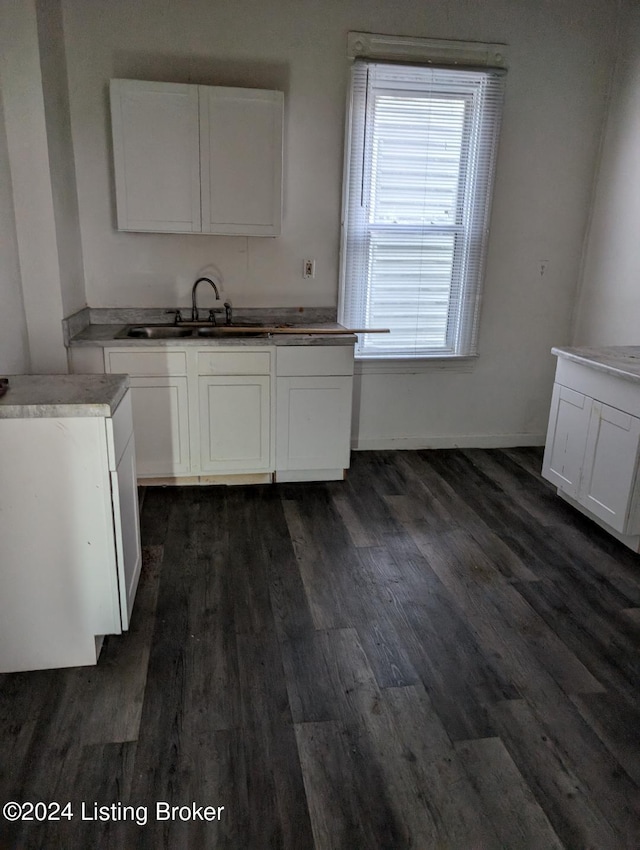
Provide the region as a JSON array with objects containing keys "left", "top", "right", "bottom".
[{"left": 191, "top": 277, "right": 220, "bottom": 321}]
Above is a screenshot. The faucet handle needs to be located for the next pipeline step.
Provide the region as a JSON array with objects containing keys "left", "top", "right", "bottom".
[
  {"left": 224, "top": 301, "right": 233, "bottom": 326},
  {"left": 165, "top": 309, "right": 183, "bottom": 324}
]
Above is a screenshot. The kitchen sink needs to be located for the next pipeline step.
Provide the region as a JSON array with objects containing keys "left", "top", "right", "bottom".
[
  {"left": 114, "top": 320, "right": 298, "bottom": 340},
  {"left": 115, "top": 323, "right": 271, "bottom": 340},
  {"left": 121, "top": 325, "right": 193, "bottom": 339}
]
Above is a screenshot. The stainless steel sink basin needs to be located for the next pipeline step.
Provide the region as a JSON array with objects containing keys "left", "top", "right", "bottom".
[
  {"left": 122, "top": 325, "right": 193, "bottom": 339},
  {"left": 115, "top": 321, "right": 280, "bottom": 340}
]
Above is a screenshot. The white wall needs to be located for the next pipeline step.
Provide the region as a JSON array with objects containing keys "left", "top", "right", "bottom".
[
  {"left": 0, "top": 0, "right": 68, "bottom": 373},
  {"left": 62, "top": 0, "right": 618, "bottom": 446},
  {"left": 36, "top": 0, "right": 86, "bottom": 318},
  {"left": 572, "top": 0, "right": 640, "bottom": 346},
  {"left": 0, "top": 88, "right": 29, "bottom": 375}
]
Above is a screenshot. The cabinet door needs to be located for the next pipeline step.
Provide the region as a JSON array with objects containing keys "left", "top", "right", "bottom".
[
  {"left": 0, "top": 417, "right": 121, "bottom": 670},
  {"left": 199, "top": 376, "right": 270, "bottom": 472},
  {"left": 579, "top": 401, "right": 640, "bottom": 534},
  {"left": 110, "top": 80, "right": 201, "bottom": 232},
  {"left": 128, "top": 377, "right": 191, "bottom": 476},
  {"left": 542, "top": 383, "right": 592, "bottom": 497},
  {"left": 111, "top": 432, "right": 142, "bottom": 630},
  {"left": 276, "top": 376, "right": 353, "bottom": 471},
  {"left": 199, "top": 87, "right": 283, "bottom": 236}
]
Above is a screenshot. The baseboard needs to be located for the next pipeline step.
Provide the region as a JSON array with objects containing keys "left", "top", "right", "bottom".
[
  {"left": 138, "top": 473, "right": 272, "bottom": 486},
  {"left": 199, "top": 473, "right": 272, "bottom": 486},
  {"left": 275, "top": 469, "right": 345, "bottom": 482},
  {"left": 138, "top": 475, "right": 202, "bottom": 486},
  {"left": 351, "top": 433, "right": 546, "bottom": 451}
]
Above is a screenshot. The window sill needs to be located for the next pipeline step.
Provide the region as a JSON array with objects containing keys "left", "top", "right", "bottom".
[{"left": 354, "top": 356, "right": 477, "bottom": 375}]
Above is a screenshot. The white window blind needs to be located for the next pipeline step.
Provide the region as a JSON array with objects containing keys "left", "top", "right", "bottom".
[{"left": 339, "top": 61, "right": 505, "bottom": 359}]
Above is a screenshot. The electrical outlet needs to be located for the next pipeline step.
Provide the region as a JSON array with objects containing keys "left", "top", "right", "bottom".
[{"left": 303, "top": 259, "right": 315, "bottom": 279}]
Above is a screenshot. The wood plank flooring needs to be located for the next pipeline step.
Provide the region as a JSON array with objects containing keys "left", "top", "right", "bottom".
[{"left": 1, "top": 448, "right": 640, "bottom": 849}]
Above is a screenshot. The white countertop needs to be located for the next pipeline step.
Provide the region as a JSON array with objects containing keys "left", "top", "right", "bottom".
[
  {"left": 552, "top": 346, "right": 640, "bottom": 383},
  {"left": 0, "top": 374, "right": 129, "bottom": 418}
]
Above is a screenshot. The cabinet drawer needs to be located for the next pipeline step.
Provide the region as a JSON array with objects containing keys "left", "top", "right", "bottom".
[
  {"left": 198, "top": 350, "right": 271, "bottom": 375},
  {"left": 555, "top": 358, "right": 640, "bottom": 419},
  {"left": 106, "top": 349, "right": 187, "bottom": 376},
  {"left": 277, "top": 346, "right": 354, "bottom": 377}
]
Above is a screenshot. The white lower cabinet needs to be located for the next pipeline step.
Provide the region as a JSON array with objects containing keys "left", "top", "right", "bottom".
[
  {"left": 196, "top": 348, "right": 272, "bottom": 477},
  {"left": 105, "top": 349, "right": 191, "bottom": 479},
  {"left": 102, "top": 345, "right": 274, "bottom": 482},
  {"left": 128, "top": 377, "right": 191, "bottom": 476},
  {"left": 76, "top": 341, "right": 355, "bottom": 484},
  {"left": 0, "top": 387, "right": 141, "bottom": 672},
  {"left": 580, "top": 400, "right": 640, "bottom": 534},
  {"left": 542, "top": 356, "right": 640, "bottom": 545},
  {"left": 276, "top": 377, "right": 353, "bottom": 473},
  {"left": 112, "top": 428, "right": 142, "bottom": 624},
  {"left": 199, "top": 375, "right": 270, "bottom": 473},
  {"left": 542, "top": 384, "right": 592, "bottom": 499},
  {"left": 275, "top": 345, "right": 355, "bottom": 481}
]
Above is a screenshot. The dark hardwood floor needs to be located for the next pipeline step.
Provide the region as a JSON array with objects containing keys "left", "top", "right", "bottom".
[{"left": 1, "top": 448, "right": 640, "bottom": 849}]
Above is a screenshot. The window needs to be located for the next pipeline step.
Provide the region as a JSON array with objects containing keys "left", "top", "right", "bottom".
[{"left": 339, "top": 60, "right": 505, "bottom": 359}]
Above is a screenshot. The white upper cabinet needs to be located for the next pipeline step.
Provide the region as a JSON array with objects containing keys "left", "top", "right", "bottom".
[
  {"left": 110, "top": 80, "right": 201, "bottom": 232},
  {"left": 110, "top": 79, "right": 283, "bottom": 236},
  {"left": 200, "top": 87, "right": 283, "bottom": 235}
]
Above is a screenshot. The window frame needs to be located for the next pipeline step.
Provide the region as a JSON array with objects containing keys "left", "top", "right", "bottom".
[{"left": 339, "top": 48, "right": 506, "bottom": 362}]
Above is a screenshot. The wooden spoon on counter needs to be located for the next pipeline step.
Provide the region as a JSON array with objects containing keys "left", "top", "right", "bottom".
[{"left": 207, "top": 326, "right": 390, "bottom": 334}]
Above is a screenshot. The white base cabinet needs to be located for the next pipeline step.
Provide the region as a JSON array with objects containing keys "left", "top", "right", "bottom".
[
  {"left": 105, "top": 349, "right": 191, "bottom": 477},
  {"left": 542, "top": 356, "right": 640, "bottom": 547},
  {"left": 0, "top": 389, "right": 141, "bottom": 672},
  {"left": 127, "top": 377, "right": 191, "bottom": 476},
  {"left": 112, "top": 425, "right": 142, "bottom": 623},
  {"left": 543, "top": 383, "right": 592, "bottom": 499},
  {"left": 71, "top": 341, "right": 355, "bottom": 484},
  {"left": 99, "top": 345, "right": 274, "bottom": 483},
  {"left": 275, "top": 345, "right": 354, "bottom": 482},
  {"left": 197, "top": 348, "right": 272, "bottom": 475},
  {"left": 581, "top": 400, "right": 640, "bottom": 533},
  {"left": 199, "top": 376, "right": 271, "bottom": 473}
]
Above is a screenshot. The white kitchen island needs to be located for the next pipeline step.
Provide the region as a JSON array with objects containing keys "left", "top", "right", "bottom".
[
  {"left": 0, "top": 374, "right": 141, "bottom": 672},
  {"left": 542, "top": 346, "right": 640, "bottom": 551}
]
